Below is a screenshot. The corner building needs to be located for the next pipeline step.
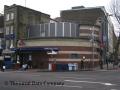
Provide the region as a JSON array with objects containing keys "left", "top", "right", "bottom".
[
  {"left": 20, "top": 6, "right": 114, "bottom": 70},
  {"left": 20, "top": 22, "right": 100, "bottom": 70}
]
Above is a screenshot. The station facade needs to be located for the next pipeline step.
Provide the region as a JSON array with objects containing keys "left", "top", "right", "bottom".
[{"left": 2, "top": 5, "right": 115, "bottom": 70}]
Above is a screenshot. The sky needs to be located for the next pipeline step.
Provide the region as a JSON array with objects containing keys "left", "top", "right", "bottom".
[
  {"left": 0, "top": 0, "right": 119, "bottom": 35},
  {"left": 0, "top": 0, "right": 111, "bottom": 18}
]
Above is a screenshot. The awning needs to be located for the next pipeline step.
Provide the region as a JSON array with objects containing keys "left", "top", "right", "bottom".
[{"left": 17, "top": 47, "right": 59, "bottom": 52}]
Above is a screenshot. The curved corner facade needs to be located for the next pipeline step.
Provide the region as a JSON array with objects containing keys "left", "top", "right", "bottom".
[{"left": 20, "top": 23, "right": 101, "bottom": 69}]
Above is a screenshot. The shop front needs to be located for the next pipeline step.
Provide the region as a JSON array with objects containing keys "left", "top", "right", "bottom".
[{"left": 17, "top": 47, "right": 58, "bottom": 69}]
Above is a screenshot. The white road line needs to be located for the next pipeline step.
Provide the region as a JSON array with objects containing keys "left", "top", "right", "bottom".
[
  {"left": 56, "top": 85, "right": 82, "bottom": 88},
  {"left": 63, "top": 85, "right": 82, "bottom": 88},
  {"left": 64, "top": 80, "right": 115, "bottom": 86},
  {"left": 60, "top": 77, "right": 93, "bottom": 80}
]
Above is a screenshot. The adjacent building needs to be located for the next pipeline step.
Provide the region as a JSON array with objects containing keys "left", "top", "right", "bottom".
[
  {"left": 4, "top": 4, "right": 50, "bottom": 49},
  {"left": 0, "top": 14, "right": 4, "bottom": 66},
  {"left": 3, "top": 4, "right": 50, "bottom": 69},
  {"left": 0, "top": 14, "right": 4, "bottom": 49}
]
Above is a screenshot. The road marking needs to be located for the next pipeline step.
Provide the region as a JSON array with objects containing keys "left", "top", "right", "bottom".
[
  {"left": 60, "top": 77, "right": 93, "bottom": 80},
  {"left": 110, "top": 89, "right": 117, "bottom": 90},
  {"left": 63, "top": 85, "right": 82, "bottom": 88},
  {"left": 64, "top": 80, "right": 115, "bottom": 86},
  {"left": 56, "top": 85, "right": 82, "bottom": 88}
]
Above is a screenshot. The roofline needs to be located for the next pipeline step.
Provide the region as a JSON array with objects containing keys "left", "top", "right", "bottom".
[
  {"left": 4, "top": 4, "right": 50, "bottom": 17},
  {"left": 61, "top": 6, "right": 106, "bottom": 14}
]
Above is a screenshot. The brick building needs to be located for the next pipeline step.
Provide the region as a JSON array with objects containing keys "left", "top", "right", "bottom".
[
  {"left": 3, "top": 4, "right": 50, "bottom": 69},
  {"left": 60, "top": 6, "right": 114, "bottom": 68}
]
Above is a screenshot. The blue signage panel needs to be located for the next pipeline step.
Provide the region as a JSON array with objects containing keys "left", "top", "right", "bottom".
[{"left": 5, "top": 34, "right": 15, "bottom": 40}]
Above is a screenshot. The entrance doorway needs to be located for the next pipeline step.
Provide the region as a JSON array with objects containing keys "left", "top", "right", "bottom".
[{"left": 32, "top": 51, "right": 49, "bottom": 69}]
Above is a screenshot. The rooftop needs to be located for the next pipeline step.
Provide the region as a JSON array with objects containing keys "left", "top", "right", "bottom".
[{"left": 61, "top": 6, "right": 107, "bottom": 25}]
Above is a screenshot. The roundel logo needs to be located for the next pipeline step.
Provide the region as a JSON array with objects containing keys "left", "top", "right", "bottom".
[{"left": 18, "top": 39, "right": 25, "bottom": 47}]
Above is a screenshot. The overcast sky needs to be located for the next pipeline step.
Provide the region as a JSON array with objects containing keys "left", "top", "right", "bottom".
[
  {"left": 0, "top": 0, "right": 111, "bottom": 18},
  {"left": 0, "top": 0, "right": 119, "bottom": 35}
]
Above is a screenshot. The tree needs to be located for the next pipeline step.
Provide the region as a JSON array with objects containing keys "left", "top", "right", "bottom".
[
  {"left": 109, "top": 0, "right": 120, "bottom": 67},
  {"left": 110, "top": 0, "right": 120, "bottom": 25}
]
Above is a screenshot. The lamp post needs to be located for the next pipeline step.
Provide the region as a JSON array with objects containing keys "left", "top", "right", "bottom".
[{"left": 90, "top": 26, "right": 95, "bottom": 70}]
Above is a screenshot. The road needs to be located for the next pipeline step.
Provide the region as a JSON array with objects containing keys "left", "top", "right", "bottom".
[{"left": 0, "top": 70, "right": 120, "bottom": 90}]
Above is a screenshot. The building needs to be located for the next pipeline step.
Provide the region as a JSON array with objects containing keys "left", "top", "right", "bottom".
[
  {"left": 61, "top": 6, "right": 115, "bottom": 66},
  {"left": 2, "top": 5, "right": 115, "bottom": 70},
  {"left": 15, "top": 6, "right": 115, "bottom": 70},
  {"left": 3, "top": 4, "right": 50, "bottom": 68},
  {"left": 0, "top": 14, "right": 4, "bottom": 66},
  {"left": 4, "top": 4, "right": 50, "bottom": 49},
  {"left": 0, "top": 14, "right": 4, "bottom": 48},
  {"left": 18, "top": 22, "right": 79, "bottom": 69}
]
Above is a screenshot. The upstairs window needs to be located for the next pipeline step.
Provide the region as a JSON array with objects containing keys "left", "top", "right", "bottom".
[
  {"left": 10, "top": 13, "right": 14, "bottom": 20},
  {"left": 6, "top": 40, "right": 10, "bottom": 49},
  {"left": 10, "top": 26, "right": 14, "bottom": 34},
  {"left": 5, "top": 26, "right": 10, "bottom": 35},
  {"left": 6, "top": 14, "right": 10, "bottom": 21},
  {"left": 70, "top": 54, "right": 80, "bottom": 59}
]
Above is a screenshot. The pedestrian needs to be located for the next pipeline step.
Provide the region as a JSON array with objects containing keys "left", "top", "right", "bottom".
[
  {"left": 2, "top": 65, "right": 6, "bottom": 72},
  {"left": 81, "top": 56, "right": 85, "bottom": 70},
  {"left": 1, "top": 61, "right": 5, "bottom": 72},
  {"left": 22, "top": 63, "right": 28, "bottom": 71},
  {"left": 81, "top": 59, "right": 84, "bottom": 70},
  {"left": 28, "top": 60, "right": 32, "bottom": 69},
  {"left": 99, "top": 60, "right": 103, "bottom": 69}
]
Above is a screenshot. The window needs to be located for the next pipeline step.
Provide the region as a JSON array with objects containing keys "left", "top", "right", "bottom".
[
  {"left": 5, "top": 26, "right": 10, "bottom": 35},
  {"left": 10, "top": 13, "right": 14, "bottom": 20},
  {"left": 10, "top": 40, "right": 14, "bottom": 48},
  {"left": 6, "top": 14, "right": 10, "bottom": 21},
  {"left": 40, "top": 24, "right": 45, "bottom": 37},
  {"left": 10, "top": 26, "right": 14, "bottom": 34},
  {"left": 6, "top": 40, "right": 10, "bottom": 49},
  {"left": 70, "top": 54, "right": 80, "bottom": 59},
  {"left": 0, "top": 38, "right": 2, "bottom": 49}
]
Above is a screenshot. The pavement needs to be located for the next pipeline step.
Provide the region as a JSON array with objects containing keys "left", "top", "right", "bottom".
[
  {"left": 94, "top": 63, "right": 120, "bottom": 71},
  {"left": 2, "top": 63, "right": 120, "bottom": 73}
]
